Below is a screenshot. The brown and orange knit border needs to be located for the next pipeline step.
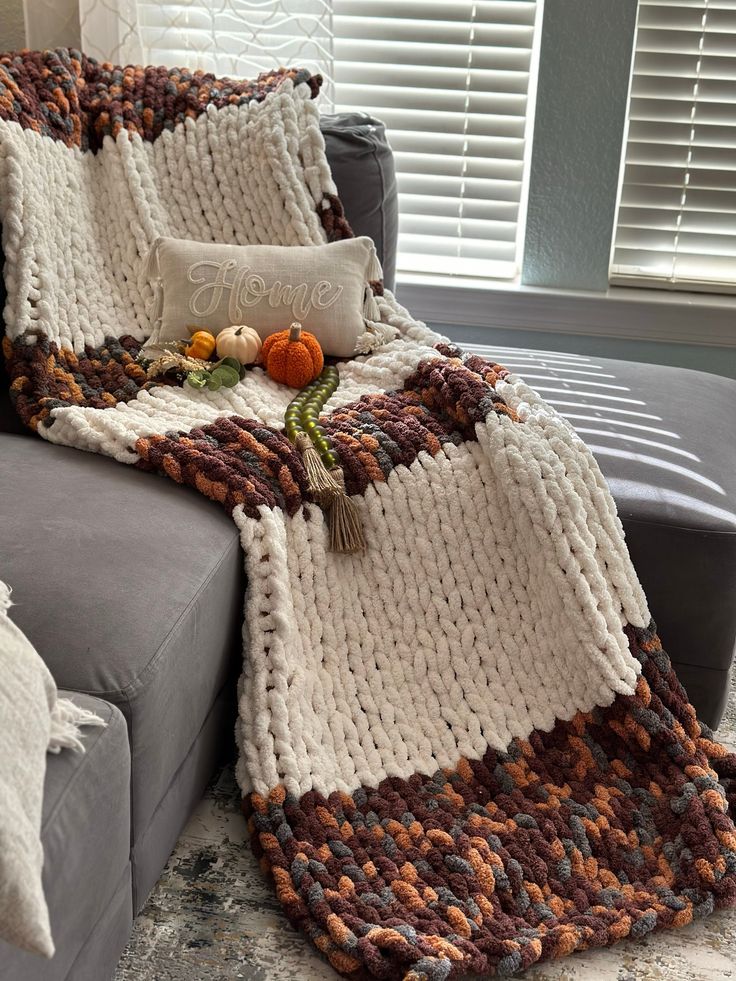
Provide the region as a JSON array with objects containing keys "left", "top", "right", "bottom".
[
  {"left": 246, "top": 625, "right": 736, "bottom": 978},
  {"left": 3, "top": 335, "right": 515, "bottom": 514},
  {"left": 0, "top": 47, "right": 353, "bottom": 242},
  {"left": 0, "top": 47, "right": 319, "bottom": 148}
]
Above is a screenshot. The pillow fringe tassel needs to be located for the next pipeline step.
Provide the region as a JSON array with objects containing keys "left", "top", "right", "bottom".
[
  {"left": 357, "top": 284, "right": 400, "bottom": 353},
  {"left": 48, "top": 699, "right": 106, "bottom": 754}
]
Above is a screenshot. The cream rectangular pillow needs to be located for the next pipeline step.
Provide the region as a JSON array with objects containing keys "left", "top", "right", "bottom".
[{"left": 143, "top": 236, "right": 397, "bottom": 359}]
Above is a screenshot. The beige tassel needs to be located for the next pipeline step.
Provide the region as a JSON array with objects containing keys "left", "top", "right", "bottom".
[
  {"left": 327, "top": 467, "right": 365, "bottom": 554},
  {"left": 144, "top": 237, "right": 164, "bottom": 326},
  {"left": 295, "top": 432, "right": 340, "bottom": 504},
  {"left": 363, "top": 283, "right": 382, "bottom": 323},
  {"left": 367, "top": 242, "right": 384, "bottom": 284}
]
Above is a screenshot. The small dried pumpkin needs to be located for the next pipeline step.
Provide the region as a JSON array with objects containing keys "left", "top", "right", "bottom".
[
  {"left": 185, "top": 329, "right": 216, "bottom": 360},
  {"left": 216, "top": 324, "right": 262, "bottom": 365},
  {"left": 262, "top": 322, "right": 324, "bottom": 388}
]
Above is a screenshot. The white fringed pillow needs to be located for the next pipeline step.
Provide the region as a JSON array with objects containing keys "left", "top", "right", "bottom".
[{"left": 143, "top": 236, "right": 397, "bottom": 359}]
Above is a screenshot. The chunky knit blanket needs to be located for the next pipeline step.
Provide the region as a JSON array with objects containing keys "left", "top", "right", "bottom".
[{"left": 2, "top": 49, "right": 736, "bottom": 980}]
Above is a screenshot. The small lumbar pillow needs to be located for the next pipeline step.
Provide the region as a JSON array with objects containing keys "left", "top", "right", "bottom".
[{"left": 143, "top": 236, "right": 397, "bottom": 359}]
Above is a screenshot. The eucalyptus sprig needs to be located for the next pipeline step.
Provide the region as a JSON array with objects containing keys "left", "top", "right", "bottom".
[{"left": 186, "top": 356, "right": 245, "bottom": 392}]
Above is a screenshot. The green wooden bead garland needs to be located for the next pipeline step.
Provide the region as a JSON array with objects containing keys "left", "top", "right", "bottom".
[
  {"left": 284, "top": 366, "right": 365, "bottom": 553},
  {"left": 285, "top": 366, "right": 340, "bottom": 470}
]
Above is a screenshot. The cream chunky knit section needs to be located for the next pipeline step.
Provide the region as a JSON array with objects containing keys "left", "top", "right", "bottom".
[
  {"left": 233, "top": 372, "right": 650, "bottom": 799},
  {"left": 0, "top": 81, "right": 330, "bottom": 353}
]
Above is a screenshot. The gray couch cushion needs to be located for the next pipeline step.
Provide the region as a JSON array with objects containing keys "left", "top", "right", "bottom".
[
  {"left": 130, "top": 680, "right": 235, "bottom": 913},
  {"left": 321, "top": 112, "right": 398, "bottom": 292},
  {"left": 486, "top": 344, "right": 736, "bottom": 728},
  {"left": 0, "top": 436, "right": 244, "bottom": 849},
  {"left": 0, "top": 694, "right": 131, "bottom": 981}
]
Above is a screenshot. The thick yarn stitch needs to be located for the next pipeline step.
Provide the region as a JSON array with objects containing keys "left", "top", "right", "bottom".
[
  {"left": 1, "top": 50, "right": 735, "bottom": 980},
  {"left": 0, "top": 48, "right": 321, "bottom": 148}
]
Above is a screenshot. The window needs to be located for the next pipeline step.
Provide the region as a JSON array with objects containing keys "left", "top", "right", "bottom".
[
  {"left": 333, "top": 1, "right": 540, "bottom": 282},
  {"left": 127, "top": 0, "right": 541, "bottom": 285},
  {"left": 611, "top": 0, "right": 736, "bottom": 292}
]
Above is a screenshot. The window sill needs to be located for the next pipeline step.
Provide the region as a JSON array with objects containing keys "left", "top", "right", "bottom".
[{"left": 395, "top": 279, "right": 736, "bottom": 349}]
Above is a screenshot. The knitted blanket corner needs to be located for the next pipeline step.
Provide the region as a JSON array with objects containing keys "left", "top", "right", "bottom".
[{"left": 2, "top": 48, "right": 735, "bottom": 980}]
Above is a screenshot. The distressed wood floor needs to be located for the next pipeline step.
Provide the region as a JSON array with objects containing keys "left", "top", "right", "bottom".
[{"left": 115, "top": 675, "right": 736, "bottom": 981}]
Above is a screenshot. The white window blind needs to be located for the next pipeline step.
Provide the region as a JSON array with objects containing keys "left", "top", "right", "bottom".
[
  {"left": 332, "top": 1, "right": 539, "bottom": 281},
  {"left": 611, "top": 0, "right": 736, "bottom": 291},
  {"left": 120, "top": 0, "right": 541, "bottom": 285}
]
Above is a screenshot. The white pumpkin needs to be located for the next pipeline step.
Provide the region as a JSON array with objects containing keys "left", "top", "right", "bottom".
[{"left": 216, "top": 324, "right": 262, "bottom": 365}]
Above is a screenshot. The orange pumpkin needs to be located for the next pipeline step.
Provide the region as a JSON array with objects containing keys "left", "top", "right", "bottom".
[
  {"left": 262, "top": 322, "right": 324, "bottom": 388},
  {"left": 185, "top": 329, "right": 217, "bottom": 360}
]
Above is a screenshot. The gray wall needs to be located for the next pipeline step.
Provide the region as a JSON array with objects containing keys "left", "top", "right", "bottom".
[
  {"left": 0, "top": 0, "right": 26, "bottom": 50},
  {"left": 522, "top": 0, "right": 638, "bottom": 290},
  {"left": 0, "top": 0, "right": 80, "bottom": 51}
]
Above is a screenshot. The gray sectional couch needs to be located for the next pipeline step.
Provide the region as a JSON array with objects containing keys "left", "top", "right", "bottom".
[{"left": 1, "top": 113, "right": 735, "bottom": 981}]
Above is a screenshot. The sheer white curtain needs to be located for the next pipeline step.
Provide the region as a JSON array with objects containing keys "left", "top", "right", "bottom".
[
  {"left": 140, "top": 1, "right": 333, "bottom": 88},
  {"left": 79, "top": 0, "right": 142, "bottom": 64},
  {"left": 77, "top": 0, "right": 333, "bottom": 94},
  {"left": 20, "top": 0, "right": 141, "bottom": 62}
]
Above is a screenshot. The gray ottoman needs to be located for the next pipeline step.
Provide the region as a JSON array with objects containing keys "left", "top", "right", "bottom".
[{"left": 477, "top": 343, "right": 736, "bottom": 729}]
